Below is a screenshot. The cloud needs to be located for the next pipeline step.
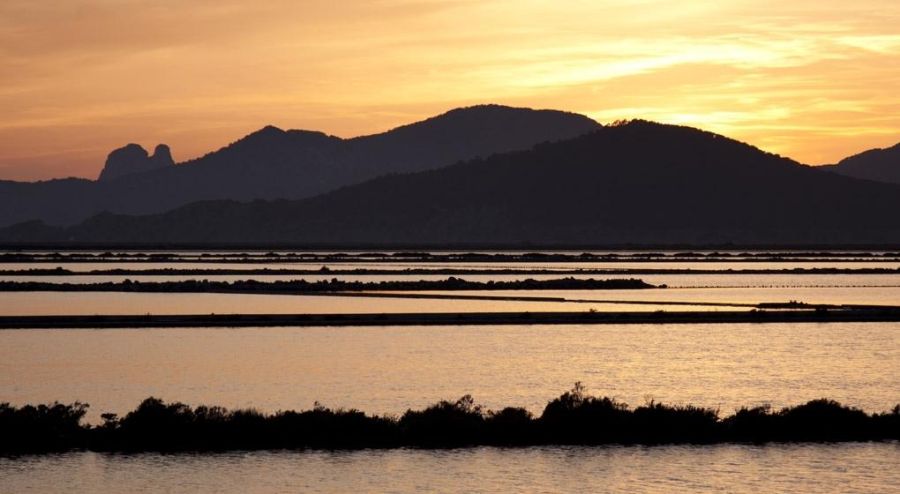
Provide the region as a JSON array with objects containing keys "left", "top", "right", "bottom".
[{"left": 0, "top": 0, "right": 898, "bottom": 179}]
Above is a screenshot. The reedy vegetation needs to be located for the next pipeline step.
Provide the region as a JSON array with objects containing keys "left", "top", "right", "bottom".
[{"left": 2, "top": 384, "right": 898, "bottom": 453}]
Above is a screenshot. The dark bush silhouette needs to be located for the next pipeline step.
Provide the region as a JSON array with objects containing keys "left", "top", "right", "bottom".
[
  {"left": 539, "top": 382, "right": 630, "bottom": 444},
  {"left": 485, "top": 407, "right": 534, "bottom": 446},
  {"left": 2, "top": 386, "right": 898, "bottom": 454},
  {"left": 0, "top": 401, "right": 88, "bottom": 453},
  {"left": 91, "top": 398, "right": 398, "bottom": 452},
  {"left": 630, "top": 402, "right": 719, "bottom": 444},
  {"left": 0, "top": 276, "right": 656, "bottom": 294},
  {"left": 268, "top": 406, "right": 398, "bottom": 450},
  {"left": 722, "top": 399, "right": 885, "bottom": 443},
  {"left": 399, "top": 395, "right": 485, "bottom": 447}
]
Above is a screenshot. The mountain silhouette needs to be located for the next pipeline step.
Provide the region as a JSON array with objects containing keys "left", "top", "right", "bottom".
[
  {"left": 821, "top": 142, "right": 900, "bottom": 184},
  {"left": 0, "top": 105, "right": 600, "bottom": 227},
  {"left": 6, "top": 121, "right": 900, "bottom": 246},
  {"left": 98, "top": 144, "right": 174, "bottom": 182}
]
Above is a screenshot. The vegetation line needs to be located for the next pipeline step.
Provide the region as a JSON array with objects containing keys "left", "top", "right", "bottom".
[
  {"left": 2, "top": 385, "right": 897, "bottom": 453},
  {"left": 338, "top": 291, "right": 756, "bottom": 307},
  {"left": 3, "top": 251, "right": 900, "bottom": 265},
  {"left": 2, "top": 308, "right": 900, "bottom": 329},
  {"left": 0, "top": 277, "right": 655, "bottom": 294},
  {"left": 4, "top": 267, "right": 900, "bottom": 276}
]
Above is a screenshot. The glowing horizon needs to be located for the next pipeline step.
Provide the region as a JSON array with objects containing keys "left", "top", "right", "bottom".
[{"left": 1, "top": 0, "right": 898, "bottom": 181}]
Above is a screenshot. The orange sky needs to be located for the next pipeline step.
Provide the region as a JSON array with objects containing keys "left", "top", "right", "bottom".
[{"left": 1, "top": 0, "right": 899, "bottom": 181}]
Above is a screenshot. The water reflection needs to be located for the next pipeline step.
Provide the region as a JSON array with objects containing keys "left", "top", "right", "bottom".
[
  {"left": 4, "top": 273, "right": 900, "bottom": 288},
  {"left": 1, "top": 323, "right": 896, "bottom": 423},
  {"left": 2, "top": 444, "right": 897, "bottom": 493}
]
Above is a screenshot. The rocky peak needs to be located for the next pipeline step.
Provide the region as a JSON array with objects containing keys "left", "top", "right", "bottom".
[{"left": 98, "top": 143, "right": 174, "bottom": 182}]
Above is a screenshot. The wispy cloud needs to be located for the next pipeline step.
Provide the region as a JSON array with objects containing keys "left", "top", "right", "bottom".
[{"left": 0, "top": 0, "right": 898, "bottom": 179}]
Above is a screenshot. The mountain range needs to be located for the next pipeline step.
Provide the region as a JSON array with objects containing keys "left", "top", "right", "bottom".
[
  {"left": 0, "top": 105, "right": 600, "bottom": 227},
  {"left": 4, "top": 116, "right": 900, "bottom": 246},
  {"left": 820, "top": 143, "right": 900, "bottom": 185}
]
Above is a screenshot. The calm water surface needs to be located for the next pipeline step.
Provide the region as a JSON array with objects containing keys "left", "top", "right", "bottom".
[
  {"left": 1, "top": 323, "right": 896, "bottom": 422},
  {"left": 2, "top": 444, "right": 898, "bottom": 493},
  {"left": 424, "top": 286, "right": 900, "bottom": 306},
  {"left": 2, "top": 285, "right": 899, "bottom": 316},
  {"left": 4, "top": 272, "right": 900, "bottom": 288},
  {"left": 3, "top": 253, "right": 898, "bottom": 491},
  {"left": 0, "top": 291, "right": 729, "bottom": 315}
]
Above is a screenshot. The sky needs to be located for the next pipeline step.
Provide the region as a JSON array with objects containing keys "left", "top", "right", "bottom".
[{"left": 1, "top": 0, "right": 899, "bottom": 181}]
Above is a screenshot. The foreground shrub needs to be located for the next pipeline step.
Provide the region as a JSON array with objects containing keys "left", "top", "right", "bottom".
[{"left": 2, "top": 387, "right": 897, "bottom": 454}]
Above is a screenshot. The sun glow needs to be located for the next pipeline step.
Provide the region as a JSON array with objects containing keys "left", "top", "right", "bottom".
[{"left": 1, "top": 0, "right": 898, "bottom": 180}]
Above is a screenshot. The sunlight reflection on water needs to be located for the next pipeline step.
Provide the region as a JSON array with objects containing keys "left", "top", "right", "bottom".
[
  {"left": 2, "top": 444, "right": 898, "bottom": 493},
  {"left": 1, "top": 323, "right": 896, "bottom": 423}
]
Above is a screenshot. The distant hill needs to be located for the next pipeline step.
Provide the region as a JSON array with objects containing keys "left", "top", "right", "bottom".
[
  {"left": 0, "top": 105, "right": 600, "bottom": 227},
  {"left": 6, "top": 121, "right": 900, "bottom": 246},
  {"left": 0, "top": 178, "right": 98, "bottom": 227},
  {"left": 98, "top": 144, "right": 174, "bottom": 182},
  {"left": 821, "top": 142, "right": 900, "bottom": 184}
]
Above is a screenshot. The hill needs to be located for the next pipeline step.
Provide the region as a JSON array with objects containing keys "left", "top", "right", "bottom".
[
  {"left": 0, "top": 105, "right": 600, "bottom": 227},
  {"left": 821, "top": 142, "right": 900, "bottom": 184},
  {"left": 6, "top": 120, "right": 900, "bottom": 246}
]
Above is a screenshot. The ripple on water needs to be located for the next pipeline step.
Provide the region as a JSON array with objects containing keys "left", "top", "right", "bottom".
[{"left": 1, "top": 444, "right": 899, "bottom": 493}]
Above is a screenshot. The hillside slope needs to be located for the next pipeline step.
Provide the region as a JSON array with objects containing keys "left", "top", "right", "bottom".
[
  {"left": 0, "top": 105, "right": 600, "bottom": 227},
  {"left": 7, "top": 121, "right": 900, "bottom": 246}
]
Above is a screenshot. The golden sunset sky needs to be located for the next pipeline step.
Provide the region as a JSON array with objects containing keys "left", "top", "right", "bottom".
[{"left": 1, "top": 0, "right": 898, "bottom": 180}]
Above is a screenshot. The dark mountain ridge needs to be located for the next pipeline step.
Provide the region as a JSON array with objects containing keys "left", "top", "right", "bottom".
[
  {"left": 821, "top": 142, "right": 900, "bottom": 184},
  {"left": 7, "top": 121, "right": 900, "bottom": 246},
  {"left": 0, "top": 105, "right": 601, "bottom": 227},
  {"left": 98, "top": 143, "right": 174, "bottom": 182}
]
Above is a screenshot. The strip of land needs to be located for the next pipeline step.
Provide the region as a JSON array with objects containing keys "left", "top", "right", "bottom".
[
  {"left": 2, "top": 390, "right": 897, "bottom": 453},
  {"left": 2, "top": 307, "right": 900, "bottom": 329},
  {"left": 0, "top": 277, "right": 655, "bottom": 293},
  {"left": 3, "top": 266, "right": 900, "bottom": 276},
  {"left": 3, "top": 251, "right": 899, "bottom": 264},
  {"left": 325, "top": 291, "right": 757, "bottom": 307}
]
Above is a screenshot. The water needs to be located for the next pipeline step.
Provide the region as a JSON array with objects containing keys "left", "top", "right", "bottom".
[
  {"left": 3, "top": 284, "right": 899, "bottom": 316},
  {"left": 421, "top": 286, "right": 900, "bottom": 306},
  {"left": 2, "top": 251, "right": 899, "bottom": 492},
  {"left": 3, "top": 257, "right": 899, "bottom": 316},
  {"left": 1, "top": 323, "right": 896, "bottom": 423},
  {"left": 4, "top": 272, "right": 900, "bottom": 287},
  {"left": 2, "top": 444, "right": 898, "bottom": 493},
  {"left": 0, "top": 291, "right": 733, "bottom": 315}
]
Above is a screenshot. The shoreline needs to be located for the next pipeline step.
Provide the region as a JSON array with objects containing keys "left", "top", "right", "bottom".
[
  {"left": 3, "top": 251, "right": 900, "bottom": 265},
  {"left": 4, "top": 267, "right": 900, "bottom": 276},
  {"left": 0, "top": 277, "right": 656, "bottom": 294},
  {"left": 3, "top": 244, "right": 900, "bottom": 251},
  {"left": 2, "top": 308, "right": 900, "bottom": 329},
  {"left": 2, "top": 392, "right": 897, "bottom": 453}
]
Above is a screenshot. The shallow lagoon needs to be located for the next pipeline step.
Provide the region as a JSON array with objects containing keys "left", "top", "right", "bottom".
[
  {"left": 2, "top": 323, "right": 896, "bottom": 423},
  {"left": 2, "top": 251, "right": 898, "bottom": 492},
  {"left": 3, "top": 444, "right": 898, "bottom": 494}
]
